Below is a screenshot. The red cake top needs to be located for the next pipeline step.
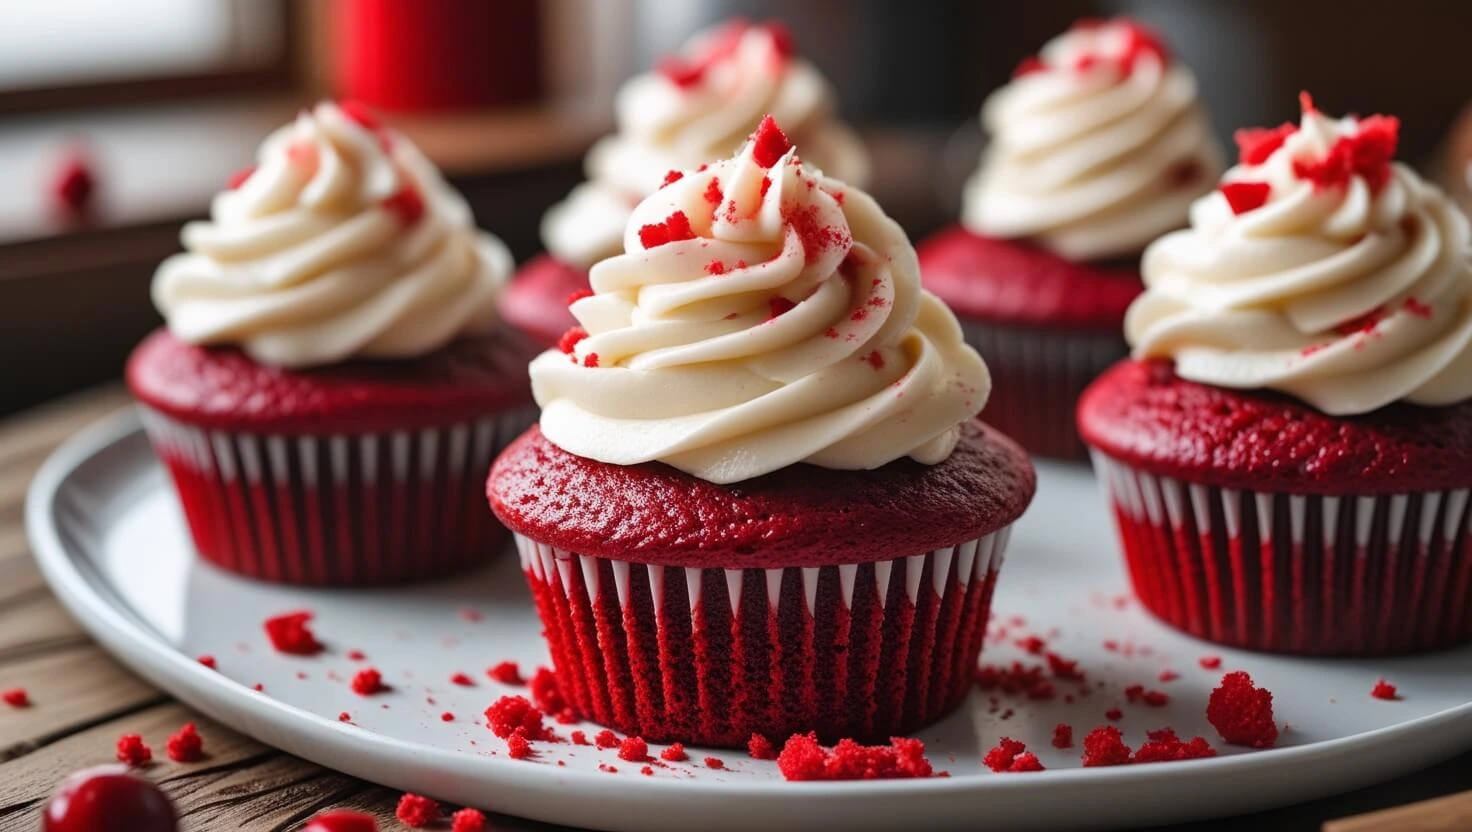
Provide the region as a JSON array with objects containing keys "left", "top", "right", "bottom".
[
  {"left": 917, "top": 226, "right": 1141, "bottom": 330},
  {"left": 487, "top": 420, "right": 1035, "bottom": 568},
  {"left": 1078, "top": 359, "right": 1472, "bottom": 495},
  {"left": 127, "top": 328, "right": 534, "bottom": 434}
]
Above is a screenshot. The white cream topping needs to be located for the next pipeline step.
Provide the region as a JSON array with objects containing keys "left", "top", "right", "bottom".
[
  {"left": 531, "top": 122, "right": 989, "bottom": 484},
  {"left": 153, "top": 102, "right": 510, "bottom": 369},
  {"left": 962, "top": 19, "right": 1221, "bottom": 261},
  {"left": 541, "top": 21, "right": 870, "bottom": 268},
  {"left": 1128, "top": 105, "right": 1472, "bottom": 414}
]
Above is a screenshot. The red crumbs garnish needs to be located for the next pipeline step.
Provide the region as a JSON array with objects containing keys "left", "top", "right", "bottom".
[
  {"left": 704, "top": 757, "right": 725, "bottom": 770},
  {"left": 748, "top": 734, "right": 777, "bottom": 760},
  {"left": 116, "top": 733, "right": 152, "bottom": 766},
  {"left": 566, "top": 288, "right": 594, "bottom": 306},
  {"left": 1015, "top": 635, "right": 1046, "bottom": 654},
  {"left": 1134, "top": 728, "right": 1218, "bottom": 763},
  {"left": 346, "top": 649, "right": 367, "bottom": 662},
  {"left": 350, "top": 668, "right": 384, "bottom": 696},
  {"left": 657, "top": 56, "right": 706, "bottom": 88},
  {"left": 704, "top": 178, "right": 723, "bottom": 206},
  {"left": 382, "top": 184, "right": 425, "bottom": 226},
  {"left": 485, "top": 695, "right": 553, "bottom": 741},
  {"left": 263, "top": 611, "right": 323, "bottom": 655},
  {"left": 1207, "top": 671, "right": 1278, "bottom": 748},
  {"left": 786, "top": 204, "right": 851, "bottom": 264},
  {"left": 52, "top": 152, "right": 96, "bottom": 218},
  {"left": 450, "top": 672, "right": 474, "bottom": 687},
  {"left": 451, "top": 808, "right": 487, "bottom": 832},
  {"left": 582, "top": 352, "right": 600, "bottom": 368},
  {"left": 1159, "top": 670, "right": 1180, "bottom": 683},
  {"left": 1046, "top": 652, "right": 1084, "bottom": 680},
  {"left": 227, "top": 165, "right": 257, "bottom": 190},
  {"left": 618, "top": 736, "right": 650, "bottom": 762},
  {"left": 759, "top": 176, "right": 773, "bottom": 198},
  {"left": 1081, "top": 726, "right": 1131, "bottom": 767},
  {"left": 488, "top": 661, "right": 524, "bottom": 685},
  {"left": 768, "top": 296, "right": 797, "bottom": 320},
  {"left": 441, "top": 712, "right": 455, "bottom": 722},
  {"left": 595, "top": 729, "right": 620, "bottom": 749},
  {"left": 776, "top": 733, "right": 936, "bottom": 781},
  {"left": 339, "top": 99, "right": 381, "bottom": 130},
  {"left": 1105, "top": 707, "right": 1123, "bottom": 721},
  {"left": 571, "top": 730, "right": 590, "bottom": 746},
  {"left": 1404, "top": 297, "right": 1433, "bottom": 319},
  {"left": 197, "top": 655, "right": 217, "bottom": 670},
  {"left": 661, "top": 742, "right": 688, "bottom": 762},
  {"left": 1009, "top": 752, "right": 1045, "bottom": 772},
  {"left": 396, "top": 793, "right": 439, "bottom": 828},
  {"left": 1371, "top": 679, "right": 1399, "bottom": 700},
  {"left": 983, "top": 737, "right": 1026, "bottom": 772},
  {"left": 863, "top": 350, "right": 885, "bottom": 370},
  {"left": 750, "top": 115, "right": 793, "bottom": 168},
  {"left": 637, "top": 210, "right": 696, "bottom": 249},
  {"left": 557, "top": 326, "right": 588, "bottom": 355},
  {"left": 705, "top": 260, "right": 727, "bottom": 275},
  {"left": 662, "top": 169, "right": 684, "bottom": 187},
  {"left": 1235, "top": 123, "right": 1297, "bottom": 165},
  {"left": 2, "top": 688, "right": 30, "bottom": 708},
  {"left": 165, "top": 722, "right": 204, "bottom": 762},
  {"left": 1052, "top": 723, "right": 1074, "bottom": 749},
  {"left": 1142, "top": 690, "right": 1170, "bottom": 706},
  {"left": 1199, "top": 656, "right": 1222, "bottom": 669},
  {"left": 506, "top": 728, "right": 534, "bottom": 759},
  {"left": 1292, "top": 113, "right": 1400, "bottom": 192},
  {"left": 1221, "top": 181, "right": 1272, "bottom": 215},
  {"left": 338, "top": 711, "right": 352, "bottom": 722},
  {"left": 1333, "top": 306, "right": 1386, "bottom": 337}
]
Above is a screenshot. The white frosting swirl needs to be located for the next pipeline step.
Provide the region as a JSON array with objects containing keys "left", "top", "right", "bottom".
[
  {"left": 1128, "top": 106, "right": 1472, "bottom": 414},
  {"left": 541, "top": 21, "right": 870, "bottom": 268},
  {"left": 531, "top": 122, "right": 988, "bottom": 484},
  {"left": 962, "top": 19, "right": 1221, "bottom": 261},
  {"left": 153, "top": 102, "right": 511, "bottom": 369}
]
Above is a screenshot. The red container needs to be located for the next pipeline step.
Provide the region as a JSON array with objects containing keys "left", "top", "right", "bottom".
[{"left": 332, "top": 0, "right": 542, "bottom": 112}]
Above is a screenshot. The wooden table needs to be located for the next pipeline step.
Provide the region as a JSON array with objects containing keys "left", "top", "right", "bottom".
[{"left": 0, "top": 386, "right": 1467, "bottom": 832}]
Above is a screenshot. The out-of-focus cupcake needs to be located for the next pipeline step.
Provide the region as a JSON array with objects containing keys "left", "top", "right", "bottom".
[
  {"left": 488, "top": 117, "right": 1034, "bottom": 746},
  {"left": 500, "top": 19, "right": 870, "bottom": 347},
  {"left": 918, "top": 18, "right": 1221, "bottom": 459},
  {"left": 128, "top": 101, "right": 538, "bottom": 586},
  {"left": 1080, "top": 95, "right": 1472, "bottom": 656}
]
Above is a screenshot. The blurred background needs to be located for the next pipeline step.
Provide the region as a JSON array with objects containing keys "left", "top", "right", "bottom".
[{"left": 4, "top": 0, "right": 1472, "bottom": 417}]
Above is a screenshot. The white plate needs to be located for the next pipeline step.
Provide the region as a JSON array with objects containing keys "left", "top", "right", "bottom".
[{"left": 26, "top": 410, "right": 1472, "bottom": 832}]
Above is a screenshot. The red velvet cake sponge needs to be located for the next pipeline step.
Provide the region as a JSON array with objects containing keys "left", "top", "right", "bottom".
[
  {"left": 488, "top": 420, "right": 1035, "bottom": 569},
  {"left": 128, "top": 329, "right": 535, "bottom": 435},
  {"left": 1079, "top": 359, "right": 1472, "bottom": 496}
]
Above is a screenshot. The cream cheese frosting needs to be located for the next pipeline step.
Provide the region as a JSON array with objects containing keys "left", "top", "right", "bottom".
[
  {"left": 541, "top": 20, "right": 870, "bottom": 269},
  {"left": 962, "top": 18, "right": 1221, "bottom": 262},
  {"left": 531, "top": 117, "right": 989, "bottom": 484},
  {"left": 153, "top": 101, "right": 511, "bottom": 369},
  {"left": 1127, "top": 98, "right": 1472, "bottom": 414}
]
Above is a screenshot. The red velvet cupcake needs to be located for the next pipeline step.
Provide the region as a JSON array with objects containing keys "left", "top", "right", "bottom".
[
  {"left": 128, "top": 102, "right": 537, "bottom": 585},
  {"left": 917, "top": 18, "right": 1220, "bottom": 459},
  {"left": 501, "top": 19, "right": 869, "bottom": 347},
  {"left": 488, "top": 119, "right": 1034, "bottom": 746},
  {"left": 1080, "top": 98, "right": 1472, "bottom": 655}
]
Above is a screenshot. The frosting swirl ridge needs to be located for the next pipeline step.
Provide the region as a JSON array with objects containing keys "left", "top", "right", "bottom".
[
  {"left": 153, "top": 101, "right": 510, "bottom": 369},
  {"left": 531, "top": 118, "right": 988, "bottom": 484},
  {"left": 1127, "top": 100, "right": 1472, "bottom": 414}
]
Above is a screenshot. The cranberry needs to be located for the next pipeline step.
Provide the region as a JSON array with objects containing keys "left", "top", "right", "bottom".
[
  {"left": 302, "top": 810, "right": 379, "bottom": 832},
  {"left": 43, "top": 765, "right": 178, "bottom": 832}
]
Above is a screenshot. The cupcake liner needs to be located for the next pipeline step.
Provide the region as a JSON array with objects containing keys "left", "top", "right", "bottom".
[
  {"left": 140, "top": 406, "right": 536, "bottom": 586},
  {"left": 1091, "top": 452, "right": 1472, "bottom": 656},
  {"left": 960, "top": 319, "right": 1128, "bottom": 461},
  {"left": 515, "top": 527, "right": 1014, "bottom": 747}
]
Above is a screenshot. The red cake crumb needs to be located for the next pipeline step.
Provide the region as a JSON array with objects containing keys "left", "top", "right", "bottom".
[
  {"left": 451, "top": 808, "right": 486, "bottom": 832},
  {"left": 1052, "top": 723, "right": 1074, "bottom": 749},
  {"left": 768, "top": 296, "right": 797, "bottom": 320},
  {"left": 594, "top": 729, "right": 620, "bottom": 749},
  {"left": 506, "top": 728, "right": 534, "bottom": 759},
  {"left": 637, "top": 210, "right": 695, "bottom": 249},
  {"left": 1292, "top": 111, "right": 1400, "bottom": 192},
  {"left": 338, "top": 711, "right": 352, "bottom": 723},
  {"left": 786, "top": 204, "right": 851, "bottom": 264},
  {"left": 524, "top": 668, "right": 564, "bottom": 715},
  {"left": 116, "top": 733, "right": 152, "bottom": 767},
  {"left": 51, "top": 150, "right": 96, "bottom": 218},
  {"left": 197, "top": 655, "right": 217, "bottom": 670},
  {"left": 1046, "top": 652, "right": 1083, "bottom": 680},
  {"left": 983, "top": 737, "right": 1026, "bottom": 772},
  {"left": 485, "top": 695, "right": 552, "bottom": 741},
  {"left": 863, "top": 350, "right": 885, "bottom": 370},
  {"left": 1105, "top": 707, "right": 1123, "bottom": 721},
  {"left": 1103, "top": 640, "right": 1119, "bottom": 652},
  {"left": 350, "top": 668, "right": 384, "bottom": 696},
  {"left": 263, "top": 611, "right": 323, "bottom": 655},
  {"left": 748, "top": 733, "right": 778, "bottom": 760},
  {"left": 704, "top": 178, "right": 723, "bottom": 205},
  {"left": 165, "top": 722, "right": 204, "bottom": 762},
  {"left": 1133, "top": 728, "right": 1218, "bottom": 763},
  {"left": 1015, "top": 635, "right": 1046, "bottom": 654},
  {"left": 1207, "top": 671, "right": 1278, "bottom": 748},
  {"left": 487, "top": 661, "right": 523, "bottom": 685},
  {"left": 382, "top": 184, "right": 425, "bottom": 226},
  {"left": 396, "top": 793, "right": 439, "bottom": 827},
  {"left": 459, "top": 608, "right": 484, "bottom": 623},
  {"left": 640, "top": 765, "right": 655, "bottom": 776},
  {"left": 346, "top": 649, "right": 367, "bottom": 662},
  {"left": 441, "top": 712, "right": 455, "bottom": 722},
  {"left": 662, "top": 169, "right": 684, "bottom": 187},
  {"left": 1199, "top": 656, "right": 1222, "bottom": 669},
  {"left": 1221, "top": 181, "right": 1271, "bottom": 215},
  {"left": 582, "top": 352, "right": 600, "bottom": 368},
  {"left": 566, "top": 289, "right": 594, "bottom": 306},
  {"left": 1081, "top": 726, "right": 1131, "bottom": 767},
  {"left": 661, "top": 742, "right": 688, "bottom": 762},
  {"left": 705, "top": 260, "right": 727, "bottom": 275},
  {"left": 1404, "top": 297, "right": 1433, "bottom": 319},
  {"left": 975, "top": 662, "right": 1058, "bottom": 699},
  {"left": 557, "top": 326, "right": 588, "bottom": 355},
  {"left": 450, "top": 672, "right": 475, "bottom": 687},
  {"left": 1371, "top": 679, "right": 1399, "bottom": 700},
  {"left": 555, "top": 708, "right": 577, "bottom": 724},
  {"left": 1142, "top": 690, "right": 1170, "bottom": 707},
  {"left": 1159, "top": 670, "right": 1180, "bottom": 683},
  {"left": 776, "top": 733, "right": 935, "bottom": 781},
  {"left": 2, "top": 688, "right": 30, "bottom": 708},
  {"left": 227, "top": 165, "right": 257, "bottom": 190},
  {"left": 1334, "top": 306, "right": 1386, "bottom": 337},
  {"left": 657, "top": 56, "right": 705, "bottom": 88},
  {"left": 1236, "top": 123, "right": 1297, "bottom": 166},
  {"left": 571, "top": 730, "right": 590, "bottom": 746},
  {"left": 751, "top": 115, "right": 793, "bottom": 168},
  {"left": 704, "top": 756, "right": 725, "bottom": 770},
  {"left": 618, "top": 736, "right": 650, "bottom": 762},
  {"left": 1008, "top": 752, "right": 1046, "bottom": 772},
  {"left": 253, "top": 683, "right": 265, "bottom": 692}
]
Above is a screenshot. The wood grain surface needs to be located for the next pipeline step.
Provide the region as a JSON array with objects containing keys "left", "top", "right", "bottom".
[{"left": 0, "top": 386, "right": 1466, "bottom": 832}]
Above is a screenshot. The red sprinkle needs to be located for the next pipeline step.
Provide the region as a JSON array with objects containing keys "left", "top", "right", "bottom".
[
  {"left": 595, "top": 729, "right": 620, "bottom": 749},
  {"left": 705, "top": 260, "right": 727, "bottom": 275},
  {"left": 227, "top": 165, "right": 257, "bottom": 190},
  {"left": 450, "top": 672, "right": 475, "bottom": 688},
  {"left": 451, "top": 808, "right": 487, "bottom": 832},
  {"left": 1081, "top": 726, "right": 1131, "bottom": 767},
  {"left": 776, "top": 733, "right": 936, "bottom": 781},
  {"left": 1371, "top": 679, "right": 1399, "bottom": 700},
  {"left": 661, "top": 169, "right": 685, "bottom": 187},
  {"left": 1235, "top": 123, "right": 1297, "bottom": 165},
  {"left": 1207, "top": 671, "right": 1278, "bottom": 748},
  {"left": 582, "top": 352, "right": 600, "bottom": 368},
  {"left": 165, "top": 722, "right": 204, "bottom": 762},
  {"left": 704, "top": 177, "right": 723, "bottom": 206},
  {"left": 197, "top": 655, "right": 217, "bottom": 670},
  {"left": 983, "top": 737, "right": 1026, "bottom": 772},
  {"left": 485, "top": 695, "right": 553, "bottom": 741},
  {"left": 1199, "top": 656, "right": 1222, "bottom": 669},
  {"left": 1052, "top": 723, "right": 1074, "bottom": 749},
  {"left": 2, "top": 688, "right": 30, "bottom": 708},
  {"left": 637, "top": 210, "right": 696, "bottom": 249},
  {"left": 661, "top": 742, "right": 688, "bottom": 762},
  {"left": 338, "top": 711, "right": 352, "bottom": 723},
  {"left": 618, "top": 736, "right": 650, "bottom": 762},
  {"left": 382, "top": 184, "right": 426, "bottom": 226},
  {"left": 1221, "top": 181, "right": 1272, "bottom": 215},
  {"left": 748, "top": 734, "right": 777, "bottom": 760},
  {"left": 704, "top": 756, "right": 725, "bottom": 770},
  {"left": 557, "top": 326, "right": 588, "bottom": 355},
  {"left": 487, "top": 661, "right": 524, "bottom": 685},
  {"left": 441, "top": 712, "right": 455, "bottom": 722},
  {"left": 116, "top": 733, "right": 152, "bottom": 767},
  {"left": 263, "top": 611, "right": 323, "bottom": 655},
  {"left": 396, "top": 793, "right": 439, "bottom": 827},
  {"left": 750, "top": 115, "right": 793, "bottom": 168},
  {"left": 350, "top": 668, "right": 385, "bottom": 696}
]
